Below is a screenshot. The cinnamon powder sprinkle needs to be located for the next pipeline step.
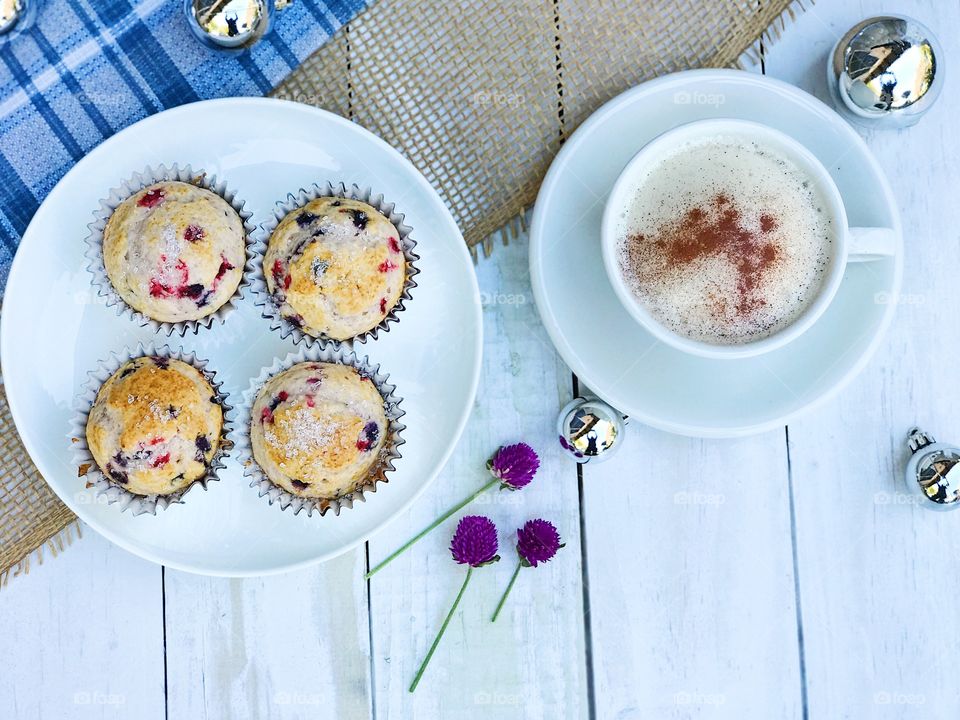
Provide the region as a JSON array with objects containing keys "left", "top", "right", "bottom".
[{"left": 634, "top": 193, "right": 782, "bottom": 318}]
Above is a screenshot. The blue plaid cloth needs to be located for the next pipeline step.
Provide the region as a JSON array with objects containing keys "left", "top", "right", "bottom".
[{"left": 0, "top": 0, "right": 366, "bottom": 294}]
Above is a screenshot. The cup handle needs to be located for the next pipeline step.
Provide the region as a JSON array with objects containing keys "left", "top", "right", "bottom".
[{"left": 847, "top": 227, "right": 897, "bottom": 262}]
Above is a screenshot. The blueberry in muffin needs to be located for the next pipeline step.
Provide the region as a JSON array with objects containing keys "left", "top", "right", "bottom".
[{"left": 263, "top": 197, "right": 406, "bottom": 341}]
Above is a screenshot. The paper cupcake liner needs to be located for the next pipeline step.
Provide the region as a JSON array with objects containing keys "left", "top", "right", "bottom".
[
  {"left": 84, "top": 163, "right": 257, "bottom": 337},
  {"left": 67, "top": 343, "right": 233, "bottom": 516},
  {"left": 236, "top": 344, "right": 406, "bottom": 517},
  {"left": 249, "top": 181, "right": 420, "bottom": 348}
]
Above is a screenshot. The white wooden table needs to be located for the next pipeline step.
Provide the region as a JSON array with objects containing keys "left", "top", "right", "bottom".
[{"left": 2, "top": 1, "right": 957, "bottom": 717}]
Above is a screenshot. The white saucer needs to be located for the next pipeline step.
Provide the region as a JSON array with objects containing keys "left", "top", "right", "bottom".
[
  {"left": 529, "top": 69, "right": 902, "bottom": 438},
  {"left": 0, "top": 98, "right": 482, "bottom": 576}
]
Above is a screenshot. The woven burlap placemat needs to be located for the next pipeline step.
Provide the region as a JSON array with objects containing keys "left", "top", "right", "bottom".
[
  {"left": 274, "top": 0, "right": 807, "bottom": 255},
  {"left": 0, "top": 0, "right": 807, "bottom": 584}
]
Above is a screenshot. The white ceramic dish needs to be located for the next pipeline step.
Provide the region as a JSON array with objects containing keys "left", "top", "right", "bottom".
[
  {"left": 530, "top": 69, "right": 903, "bottom": 437},
  {"left": 0, "top": 98, "right": 483, "bottom": 576}
]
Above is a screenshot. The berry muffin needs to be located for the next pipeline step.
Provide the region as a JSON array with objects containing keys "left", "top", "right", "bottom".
[
  {"left": 85, "top": 356, "right": 224, "bottom": 496},
  {"left": 263, "top": 197, "right": 406, "bottom": 341},
  {"left": 102, "top": 180, "right": 246, "bottom": 323},
  {"left": 250, "top": 361, "right": 388, "bottom": 501}
]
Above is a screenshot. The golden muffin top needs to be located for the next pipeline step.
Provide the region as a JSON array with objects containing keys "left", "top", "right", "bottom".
[
  {"left": 263, "top": 197, "right": 406, "bottom": 341},
  {"left": 250, "top": 361, "right": 388, "bottom": 500},
  {"left": 102, "top": 181, "right": 245, "bottom": 323},
  {"left": 85, "top": 356, "right": 223, "bottom": 496}
]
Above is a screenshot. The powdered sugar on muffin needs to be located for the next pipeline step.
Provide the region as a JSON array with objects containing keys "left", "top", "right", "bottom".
[{"left": 249, "top": 361, "right": 388, "bottom": 500}]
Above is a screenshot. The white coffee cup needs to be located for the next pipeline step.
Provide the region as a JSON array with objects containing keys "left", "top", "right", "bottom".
[{"left": 600, "top": 119, "right": 896, "bottom": 359}]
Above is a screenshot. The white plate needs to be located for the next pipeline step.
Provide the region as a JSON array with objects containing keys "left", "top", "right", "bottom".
[
  {"left": 529, "top": 69, "right": 903, "bottom": 438},
  {"left": 1, "top": 98, "right": 482, "bottom": 576}
]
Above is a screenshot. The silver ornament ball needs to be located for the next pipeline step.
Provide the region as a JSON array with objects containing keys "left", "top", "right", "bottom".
[
  {"left": 0, "top": 0, "right": 36, "bottom": 39},
  {"left": 557, "top": 397, "right": 626, "bottom": 464},
  {"left": 828, "top": 15, "right": 943, "bottom": 128},
  {"left": 185, "top": 0, "right": 272, "bottom": 50},
  {"left": 904, "top": 427, "right": 960, "bottom": 510},
  {"left": 0, "top": 0, "right": 21, "bottom": 35}
]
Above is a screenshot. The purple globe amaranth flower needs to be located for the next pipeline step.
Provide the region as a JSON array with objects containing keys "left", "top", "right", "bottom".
[
  {"left": 450, "top": 515, "right": 500, "bottom": 567},
  {"left": 516, "top": 518, "right": 563, "bottom": 567},
  {"left": 487, "top": 442, "right": 540, "bottom": 490},
  {"left": 490, "top": 517, "right": 565, "bottom": 622},
  {"left": 367, "top": 443, "right": 536, "bottom": 581}
]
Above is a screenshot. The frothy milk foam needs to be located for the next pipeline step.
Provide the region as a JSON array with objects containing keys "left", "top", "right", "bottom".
[{"left": 615, "top": 134, "right": 834, "bottom": 345}]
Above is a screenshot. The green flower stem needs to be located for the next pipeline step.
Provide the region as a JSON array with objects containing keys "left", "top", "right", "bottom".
[
  {"left": 491, "top": 560, "right": 522, "bottom": 622},
  {"left": 409, "top": 567, "right": 473, "bottom": 692},
  {"left": 365, "top": 477, "right": 500, "bottom": 579}
]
